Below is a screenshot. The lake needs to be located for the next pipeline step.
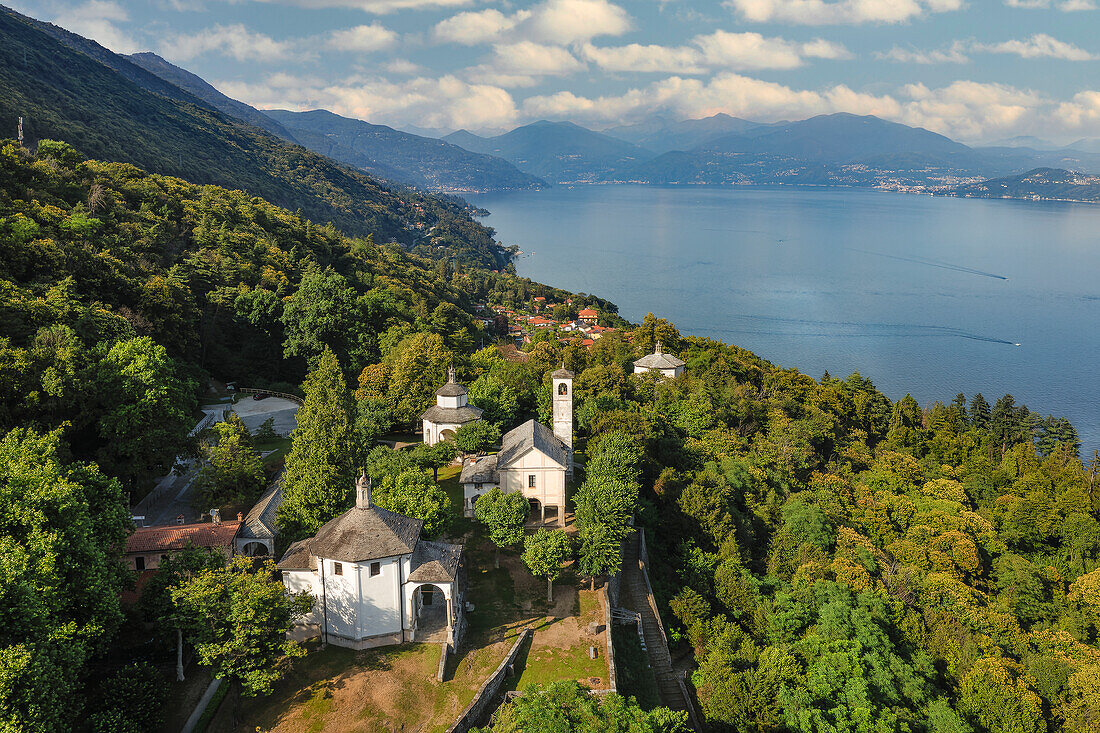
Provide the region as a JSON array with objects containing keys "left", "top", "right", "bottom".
[{"left": 467, "top": 185, "right": 1100, "bottom": 454}]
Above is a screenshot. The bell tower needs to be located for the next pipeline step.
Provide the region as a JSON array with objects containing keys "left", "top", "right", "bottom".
[{"left": 551, "top": 365, "right": 573, "bottom": 472}]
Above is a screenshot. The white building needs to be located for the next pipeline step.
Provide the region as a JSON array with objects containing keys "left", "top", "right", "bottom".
[
  {"left": 633, "top": 341, "right": 685, "bottom": 379},
  {"left": 278, "top": 475, "right": 465, "bottom": 650},
  {"left": 420, "top": 367, "right": 483, "bottom": 445},
  {"left": 459, "top": 367, "right": 573, "bottom": 524}
]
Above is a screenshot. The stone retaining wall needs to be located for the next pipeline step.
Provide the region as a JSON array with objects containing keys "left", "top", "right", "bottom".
[
  {"left": 445, "top": 628, "right": 531, "bottom": 733},
  {"left": 601, "top": 585, "right": 617, "bottom": 693}
]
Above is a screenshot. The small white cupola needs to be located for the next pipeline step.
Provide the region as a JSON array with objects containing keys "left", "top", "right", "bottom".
[{"left": 435, "top": 366, "right": 468, "bottom": 410}]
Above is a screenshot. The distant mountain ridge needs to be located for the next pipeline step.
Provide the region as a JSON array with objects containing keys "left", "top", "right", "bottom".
[
  {"left": 603, "top": 113, "right": 765, "bottom": 153},
  {"left": 443, "top": 120, "right": 652, "bottom": 183},
  {"left": 265, "top": 108, "right": 545, "bottom": 193}
]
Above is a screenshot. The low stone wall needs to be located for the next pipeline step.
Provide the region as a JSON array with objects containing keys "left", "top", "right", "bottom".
[
  {"left": 600, "top": 585, "right": 617, "bottom": 693},
  {"left": 445, "top": 628, "right": 531, "bottom": 733},
  {"left": 638, "top": 529, "right": 672, "bottom": 666},
  {"left": 437, "top": 642, "right": 450, "bottom": 683}
]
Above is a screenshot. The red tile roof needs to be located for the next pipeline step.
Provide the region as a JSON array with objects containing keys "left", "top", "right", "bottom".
[
  {"left": 125, "top": 521, "right": 242, "bottom": 555},
  {"left": 534, "top": 296, "right": 546, "bottom": 301},
  {"left": 578, "top": 308, "right": 598, "bottom": 317}
]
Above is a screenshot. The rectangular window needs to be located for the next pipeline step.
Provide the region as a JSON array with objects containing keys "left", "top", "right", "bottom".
[
  {"left": 333, "top": 561, "right": 343, "bottom": 576},
  {"left": 370, "top": 562, "right": 381, "bottom": 577},
  {"left": 135, "top": 556, "right": 145, "bottom": 571},
  {"left": 528, "top": 474, "right": 537, "bottom": 489}
]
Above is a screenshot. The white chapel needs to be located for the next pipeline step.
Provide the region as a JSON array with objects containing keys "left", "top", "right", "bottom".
[
  {"left": 420, "top": 367, "right": 483, "bottom": 445},
  {"left": 459, "top": 366, "right": 574, "bottom": 524},
  {"left": 633, "top": 341, "right": 686, "bottom": 379},
  {"left": 279, "top": 475, "right": 465, "bottom": 649}
]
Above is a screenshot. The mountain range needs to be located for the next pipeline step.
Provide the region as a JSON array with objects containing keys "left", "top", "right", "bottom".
[{"left": 6, "top": 2, "right": 1100, "bottom": 205}]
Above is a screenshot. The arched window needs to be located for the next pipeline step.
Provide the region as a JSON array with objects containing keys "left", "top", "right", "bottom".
[{"left": 558, "top": 382, "right": 568, "bottom": 395}]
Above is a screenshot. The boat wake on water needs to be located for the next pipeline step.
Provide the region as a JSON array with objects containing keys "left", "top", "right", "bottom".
[{"left": 694, "top": 314, "right": 1018, "bottom": 345}]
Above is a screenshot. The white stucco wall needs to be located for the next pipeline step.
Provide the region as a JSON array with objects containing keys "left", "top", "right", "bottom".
[{"left": 498, "top": 448, "right": 566, "bottom": 511}]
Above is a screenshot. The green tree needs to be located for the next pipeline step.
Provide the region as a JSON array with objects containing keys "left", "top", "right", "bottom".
[
  {"left": 373, "top": 468, "right": 452, "bottom": 537},
  {"left": 88, "top": 663, "right": 167, "bottom": 733},
  {"left": 523, "top": 528, "right": 573, "bottom": 603},
  {"left": 970, "top": 393, "right": 991, "bottom": 431},
  {"left": 475, "top": 487, "right": 529, "bottom": 568},
  {"left": 454, "top": 419, "right": 502, "bottom": 455},
  {"left": 171, "top": 557, "right": 313, "bottom": 696},
  {"left": 387, "top": 332, "right": 452, "bottom": 426},
  {"left": 277, "top": 348, "right": 357, "bottom": 542},
  {"left": 92, "top": 336, "right": 196, "bottom": 492},
  {"left": 193, "top": 414, "right": 266, "bottom": 508},
  {"left": 578, "top": 522, "right": 623, "bottom": 590},
  {"left": 0, "top": 427, "right": 130, "bottom": 732},
  {"left": 410, "top": 441, "right": 457, "bottom": 481},
  {"left": 476, "top": 681, "right": 688, "bottom": 733},
  {"left": 140, "top": 546, "right": 226, "bottom": 682},
  {"left": 281, "top": 266, "right": 365, "bottom": 371}
]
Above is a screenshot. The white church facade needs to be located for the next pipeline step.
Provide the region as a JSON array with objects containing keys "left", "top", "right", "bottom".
[
  {"left": 420, "top": 367, "right": 483, "bottom": 445},
  {"left": 459, "top": 367, "right": 573, "bottom": 524},
  {"left": 278, "top": 475, "right": 465, "bottom": 650}
]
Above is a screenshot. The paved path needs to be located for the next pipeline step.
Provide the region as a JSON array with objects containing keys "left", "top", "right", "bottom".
[
  {"left": 620, "top": 533, "right": 690, "bottom": 715},
  {"left": 181, "top": 677, "right": 223, "bottom": 733},
  {"left": 132, "top": 398, "right": 300, "bottom": 527}
]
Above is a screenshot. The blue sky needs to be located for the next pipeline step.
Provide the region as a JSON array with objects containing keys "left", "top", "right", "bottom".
[{"left": 11, "top": 0, "right": 1100, "bottom": 142}]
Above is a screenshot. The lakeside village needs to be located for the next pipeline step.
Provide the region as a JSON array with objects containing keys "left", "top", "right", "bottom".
[{"left": 118, "top": 297, "right": 695, "bottom": 732}]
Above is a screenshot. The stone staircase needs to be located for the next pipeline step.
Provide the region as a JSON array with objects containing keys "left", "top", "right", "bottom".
[{"left": 620, "top": 533, "right": 691, "bottom": 716}]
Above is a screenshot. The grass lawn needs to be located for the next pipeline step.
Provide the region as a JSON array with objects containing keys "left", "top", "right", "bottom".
[
  {"left": 256, "top": 437, "right": 293, "bottom": 470},
  {"left": 233, "top": 639, "right": 513, "bottom": 733}
]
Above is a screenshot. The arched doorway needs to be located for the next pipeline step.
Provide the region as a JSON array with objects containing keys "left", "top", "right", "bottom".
[
  {"left": 413, "top": 584, "right": 450, "bottom": 642},
  {"left": 528, "top": 498, "right": 542, "bottom": 523},
  {"left": 440, "top": 429, "right": 457, "bottom": 442},
  {"left": 242, "top": 541, "right": 270, "bottom": 557}
]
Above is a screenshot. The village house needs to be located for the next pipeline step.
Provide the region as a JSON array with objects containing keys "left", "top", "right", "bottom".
[
  {"left": 124, "top": 515, "right": 242, "bottom": 572},
  {"left": 459, "top": 367, "right": 573, "bottom": 524},
  {"left": 577, "top": 308, "right": 599, "bottom": 325},
  {"left": 420, "top": 367, "right": 483, "bottom": 445},
  {"left": 634, "top": 341, "right": 686, "bottom": 379},
  {"left": 279, "top": 475, "right": 465, "bottom": 649}
]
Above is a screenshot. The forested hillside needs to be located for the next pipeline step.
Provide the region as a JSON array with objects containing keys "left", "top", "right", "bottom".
[
  {"left": 562, "top": 317, "right": 1099, "bottom": 733},
  {"left": 0, "top": 8, "right": 511, "bottom": 269}
]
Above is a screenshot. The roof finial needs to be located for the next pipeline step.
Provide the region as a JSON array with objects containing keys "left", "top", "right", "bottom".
[
  {"left": 655, "top": 339, "right": 663, "bottom": 354},
  {"left": 356, "top": 471, "right": 372, "bottom": 509},
  {"left": 448, "top": 365, "right": 456, "bottom": 383}
]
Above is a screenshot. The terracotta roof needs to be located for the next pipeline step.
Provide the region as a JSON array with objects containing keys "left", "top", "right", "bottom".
[
  {"left": 578, "top": 308, "right": 598, "bottom": 317},
  {"left": 126, "top": 521, "right": 242, "bottom": 555},
  {"left": 408, "top": 541, "right": 463, "bottom": 582},
  {"left": 498, "top": 419, "right": 569, "bottom": 470},
  {"left": 460, "top": 454, "right": 499, "bottom": 484},
  {"left": 420, "top": 404, "right": 484, "bottom": 424},
  {"left": 582, "top": 339, "right": 595, "bottom": 347},
  {"left": 304, "top": 504, "right": 423, "bottom": 563}
]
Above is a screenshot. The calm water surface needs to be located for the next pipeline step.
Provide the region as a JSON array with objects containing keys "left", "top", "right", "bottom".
[{"left": 468, "top": 185, "right": 1100, "bottom": 453}]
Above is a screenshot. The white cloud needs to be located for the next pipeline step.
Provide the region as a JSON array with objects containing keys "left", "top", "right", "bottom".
[
  {"left": 243, "top": 0, "right": 475, "bottom": 12},
  {"left": 1055, "top": 90, "right": 1100, "bottom": 127},
  {"left": 432, "top": 0, "right": 631, "bottom": 46},
  {"left": 877, "top": 41, "right": 969, "bottom": 63},
  {"left": 578, "top": 42, "right": 706, "bottom": 73},
  {"left": 578, "top": 32, "right": 851, "bottom": 74},
  {"left": 490, "top": 41, "right": 585, "bottom": 75},
  {"left": 329, "top": 23, "right": 398, "bottom": 52},
  {"left": 695, "top": 30, "right": 847, "bottom": 69},
  {"left": 52, "top": 0, "right": 140, "bottom": 53},
  {"left": 525, "top": 0, "right": 632, "bottom": 43},
  {"left": 222, "top": 73, "right": 518, "bottom": 130},
  {"left": 432, "top": 9, "right": 531, "bottom": 45},
  {"left": 725, "top": 0, "right": 961, "bottom": 24},
  {"left": 162, "top": 24, "right": 300, "bottom": 61},
  {"left": 384, "top": 59, "right": 424, "bottom": 74},
  {"left": 1004, "top": 0, "right": 1097, "bottom": 9},
  {"left": 898, "top": 81, "right": 1042, "bottom": 140},
  {"left": 976, "top": 33, "right": 1095, "bottom": 60}
]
